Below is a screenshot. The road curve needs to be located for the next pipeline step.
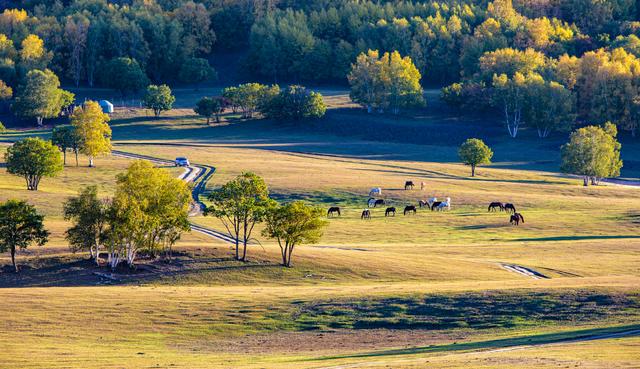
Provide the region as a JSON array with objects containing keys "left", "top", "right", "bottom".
[{"left": 111, "top": 149, "right": 234, "bottom": 245}]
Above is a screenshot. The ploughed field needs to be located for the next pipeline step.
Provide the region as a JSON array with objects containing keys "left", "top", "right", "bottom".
[{"left": 1, "top": 92, "right": 639, "bottom": 368}]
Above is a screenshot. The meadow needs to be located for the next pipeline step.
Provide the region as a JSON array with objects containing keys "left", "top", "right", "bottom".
[{"left": 1, "top": 91, "right": 639, "bottom": 368}]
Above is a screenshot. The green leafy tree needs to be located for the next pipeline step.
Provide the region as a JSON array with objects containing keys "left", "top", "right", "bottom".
[
  {"left": 206, "top": 172, "right": 274, "bottom": 261},
  {"left": 348, "top": 50, "right": 385, "bottom": 113},
  {"left": 223, "top": 83, "right": 278, "bottom": 119},
  {"left": 561, "top": 122, "right": 623, "bottom": 186},
  {"left": 260, "top": 85, "right": 326, "bottom": 120},
  {"left": 492, "top": 72, "right": 532, "bottom": 138},
  {"left": 178, "top": 57, "right": 216, "bottom": 88},
  {"left": 12, "top": 69, "right": 69, "bottom": 126},
  {"left": 102, "top": 57, "right": 149, "bottom": 96},
  {"left": 458, "top": 138, "right": 493, "bottom": 177},
  {"left": 0, "top": 200, "right": 48, "bottom": 272},
  {"left": 72, "top": 100, "right": 112, "bottom": 167},
  {"left": 194, "top": 96, "right": 226, "bottom": 124},
  {"left": 64, "top": 185, "right": 109, "bottom": 265},
  {"left": 262, "top": 201, "right": 327, "bottom": 267},
  {"left": 522, "top": 76, "right": 576, "bottom": 138},
  {"left": 5, "top": 137, "right": 63, "bottom": 190},
  {"left": 51, "top": 126, "right": 76, "bottom": 165},
  {"left": 143, "top": 84, "right": 175, "bottom": 117},
  {"left": 109, "top": 161, "right": 191, "bottom": 267}
]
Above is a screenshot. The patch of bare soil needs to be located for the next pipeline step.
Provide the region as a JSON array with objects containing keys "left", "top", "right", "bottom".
[{"left": 185, "top": 329, "right": 470, "bottom": 355}]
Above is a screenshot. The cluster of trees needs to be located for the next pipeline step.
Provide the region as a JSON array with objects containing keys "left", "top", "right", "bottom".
[
  {"left": 63, "top": 161, "right": 191, "bottom": 268},
  {"left": 193, "top": 83, "right": 326, "bottom": 123},
  {"left": 4, "top": 101, "right": 111, "bottom": 191},
  {"left": 206, "top": 172, "right": 327, "bottom": 267},
  {"left": 443, "top": 45, "right": 640, "bottom": 138},
  {"left": 348, "top": 50, "right": 424, "bottom": 114}
]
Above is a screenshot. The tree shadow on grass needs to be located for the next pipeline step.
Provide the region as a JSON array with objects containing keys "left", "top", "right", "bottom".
[
  {"left": 311, "top": 324, "right": 640, "bottom": 361},
  {"left": 511, "top": 235, "right": 640, "bottom": 242}
]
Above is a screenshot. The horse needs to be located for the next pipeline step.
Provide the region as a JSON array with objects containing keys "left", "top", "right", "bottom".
[
  {"left": 488, "top": 202, "right": 504, "bottom": 212},
  {"left": 369, "top": 199, "right": 385, "bottom": 207},
  {"left": 510, "top": 213, "right": 525, "bottom": 225},
  {"left": 385, "top": 207, "right": 396, "bottom": 217},
  {"left": 434, "top": 197, "right": 451, "bottom": 211},
  {"left": 404, "top": 205, "right": 417, "bottom": 215},
  {"left": 420, "top": 182, "right": 426, "bottom": 191},
  {"left": 430, "top": 201, "right": 442, "bottom": 211},
  {"left": 327, "top": 207, "right": 341, "bottom": 217},
  {"left": 369, "top": 187, "right": 382, "bottom": 197},
  {"left": 419, "top": 200, "right": 429, "bottom": 208},
  {"left": 361, "top": 209, "right": 371, "bottom": 220},
  {"left": 504, "top": 203, "right": 516, "bottom": 213},
  {"left": 428, "top": 197, "right": 437, "bottom": 208},
  {"left": 404, "top": 181, "right": 415, "bottom": 190}
]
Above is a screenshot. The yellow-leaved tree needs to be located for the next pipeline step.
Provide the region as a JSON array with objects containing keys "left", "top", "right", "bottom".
[{"left": 71, "top": 100, "right": 111, "bottom": 167}]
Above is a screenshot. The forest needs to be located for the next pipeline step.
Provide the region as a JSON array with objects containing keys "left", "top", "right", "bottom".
[{"left": 0, "top": 0, "right": 639, "bottom": 136}]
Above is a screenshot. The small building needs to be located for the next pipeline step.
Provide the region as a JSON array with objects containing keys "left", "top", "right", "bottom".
[{"left": 99, "top": 100, "right": 114, "bottom": 114}]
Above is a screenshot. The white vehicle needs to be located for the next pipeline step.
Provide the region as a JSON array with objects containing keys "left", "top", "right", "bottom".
[{"left": 175, "top": 157, "right": 190, "bottom": 167}]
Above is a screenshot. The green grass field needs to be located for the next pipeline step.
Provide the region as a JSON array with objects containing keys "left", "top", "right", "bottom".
[{"left": 1, "top": 90, "right": 639, "bottom": 368}]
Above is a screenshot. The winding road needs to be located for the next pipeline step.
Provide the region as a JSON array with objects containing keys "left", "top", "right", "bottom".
[{"left": 111, "top": 149, "right": 236, "bottom": 245}]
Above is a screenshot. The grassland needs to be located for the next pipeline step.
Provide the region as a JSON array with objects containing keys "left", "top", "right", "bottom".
[{"left": 0, "top": 90, "right": 639, "bottom": 368}]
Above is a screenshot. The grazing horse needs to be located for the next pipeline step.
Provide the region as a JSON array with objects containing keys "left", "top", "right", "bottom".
[
  {"left": 488, "top": 202, "right": 505, "bottom": 212},
  {"left": 361, "top": 209, "right": 371, "bottom": 220},
  {"left": 434, "top": 197, "right": 451, "bottom": 211},
  {"left": 369, "top": 199, "right": 385, "bottom": 207},
  {"left": 404, "top": 205, "right": 417, "bottom": 215},
  {"left": 419, "top": 200, "right": 429, "bottom": 208},
  {"left": 504, "top": 203, "right": 516, "bottom": 213},
  {"left": 510, "top": 213, "right": 525, "bottom": 225},
  {"left": 421, "top": 182, "right": 426, "bottom": 191},
  {"left": 327, "top": 207, "right": 341, "bottom": 217},
  {"left": 369, "top": 187, "right": 382, "bottom": 197},
  {"left": 404, "top": 181, "right": 415, "bottom": 190},
  {"left": 428, "top": 197, "right": 437, "bottom": 208},
  {"left": 385, "top": 207, "right": 396, "bottom": 217}
]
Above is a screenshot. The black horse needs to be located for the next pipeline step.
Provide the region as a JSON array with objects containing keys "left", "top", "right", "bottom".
[
  {"left": 510, "top": 213, "right": 525, "bottom": 225},
  {"left": 385, "top": 207, "right": 396, "bottom": 216},
  {"left": 327, "top": 207, "right": 341, "bottom": 217},
  {"left": 404, "top": 205, "right": 417, "bottom": 215},
  {"left": 404, "top": 181, "right": 415, "bottom": 190},
  {"left": 488, "top": 202, "right": 504, "bottom": 212},
  {"left": 361, "top": 209, "right": 371, "bottom": 219},
  {"left": 430, "top": 201, "right": 442, "bottom": 211},
  {"left": 419, "top": 200, "right": 429, "bottom": 208},
  {"left": 504, "top": 203, "right": 516, "bottom": 213},
  {"left": 371, "top": 199, "right": 385, "bottom": 207}
]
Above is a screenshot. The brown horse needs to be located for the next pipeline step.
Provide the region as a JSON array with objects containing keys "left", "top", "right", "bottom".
[
  {"left": 327, "top": 207, "right": 341, "bottom": 217},
  {"left": 385, "top": 207, "right": 396, "bottom": 217},
  {"left": 404, "top": 181, "right": 415, "bottom": 190},
  {"left": 504, "top": 203, "right": 516, "bottom": 213},
  {"left": 488, "top": 202, "right": 504, "bottom": 212},
  {"left": 361, "top": 209, "right": 371, "bottom": 219},
  {"left": 404, "top": 205, "right": 417, "bottom": 215},
  {"left": 510, "top": 213, "right": 525, "bottom": 225}
]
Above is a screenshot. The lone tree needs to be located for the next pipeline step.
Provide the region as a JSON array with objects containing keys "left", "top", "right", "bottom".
[
  {"left": 5, "top": 137, "right": 63, "bottom": 190},
  {"left": 561, "top": 122, "right": 623, "bottom": 186},
  {"left": 143, "top": 84, "right": 175, "bottom": 117},
  {"left": 52, "top": 126, "right": 76, "bottom": 165},
  {"left": 206, "top": 172, "right": 274, "bottom": 261},
  {"left": 64, "top": 185, "right": 109, "bottom": 265},
  {"left": 12, "top": 69, "right": 72, "bottom": 126},
  {"left": 458, "top": 138, "right": 493, "bottom": 177},
  {"left": 262, "top": 201, "right": 327, "bottom": 267},
  {"left": 0, "top": 200, "right": 48, "bottom": 272},
  {"left": 71, "top": 100, "right": 111, "bottom": 167},
  {"left": 194, "top": 96, "right": 226, "bottom": 124}
]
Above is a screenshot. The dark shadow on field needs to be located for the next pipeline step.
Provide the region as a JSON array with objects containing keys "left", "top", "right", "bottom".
[
  {"left": 456, "top": 224, "right": 506, "bottom": 230},
  {"left": 511, "top": 235, "right": 640, "bottom": 242},
  {"left": 312, "top": 324, "right": 640, "bottom": 361},
  {"left": 294, "top": 291, "right": 640, "bottom": 332},
  {"left": 270, "top": 191, "right": 365, "bottom": 207}
]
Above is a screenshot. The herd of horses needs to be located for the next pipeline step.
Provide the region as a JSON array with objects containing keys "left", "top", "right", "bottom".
[{"left": 326, "top": 182, "right": 526, "bottom": 226}]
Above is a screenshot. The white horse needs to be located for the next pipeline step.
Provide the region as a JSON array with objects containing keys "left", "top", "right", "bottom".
[
  {"left": 436, "top": 197, "right": 451, "bottom": 211},
  {"left": 369, "top": 187, "right": 382, "bottom": 197},
  {"left": 428, "top": 197, "right": 437, "bottom": 208},
  {"left": 368, "top": 198, "right": 376, "bottom": 208}
]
